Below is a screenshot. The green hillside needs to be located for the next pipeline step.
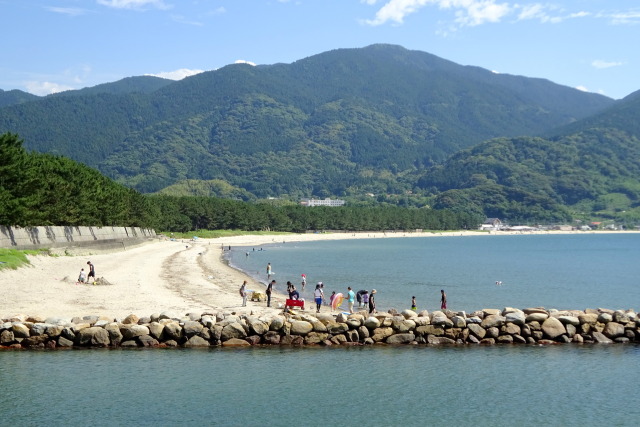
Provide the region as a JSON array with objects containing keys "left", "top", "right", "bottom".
[
  {"left": 0, "top": 44, "right": 614, "bottom": 197},
  {"left": 0, "top": 89, "right": 39, "bottom": 108}
]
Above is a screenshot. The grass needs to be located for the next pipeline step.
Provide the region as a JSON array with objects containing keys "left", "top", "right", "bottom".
[{"left": 0, "top": 248, "right": 51, "bottom": 270}]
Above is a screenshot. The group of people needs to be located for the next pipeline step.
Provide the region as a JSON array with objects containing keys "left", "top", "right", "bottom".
[{"left": 76, "top": 261, "right": 96, "bottom": 284}]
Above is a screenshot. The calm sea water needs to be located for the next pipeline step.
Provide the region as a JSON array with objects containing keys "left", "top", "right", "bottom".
[
  {"left": 2, "top": 234, "right": 639, "bottom": 426},
  {"left": 229, "top": 233, "right": 640, "bottom": 312}
]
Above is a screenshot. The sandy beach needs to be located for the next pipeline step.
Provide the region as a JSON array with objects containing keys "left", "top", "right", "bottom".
[{"left": 0, "top": 230, "right": 633, "bottom": 320}]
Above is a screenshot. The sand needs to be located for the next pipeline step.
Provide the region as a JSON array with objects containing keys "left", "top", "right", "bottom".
[{"left": 0, "top": 230, "right": 633, "bottom": 320}]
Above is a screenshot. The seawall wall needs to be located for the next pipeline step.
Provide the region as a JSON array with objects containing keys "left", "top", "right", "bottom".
[
  {"left": 1, "top": 307, "right": 638, "bottom": 350},
  {"left": 0, "top": 225, "right": 157, "bottom": 251}
]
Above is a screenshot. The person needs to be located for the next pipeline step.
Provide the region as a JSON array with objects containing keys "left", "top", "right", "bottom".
[
  {"left": 239, "top": 280, "right": 248, "bottom": 307},
  {"left": 286, "top": 281, "right": 293, "bottom": 293},
  {"left": 356, "top": 290, "right": 365, "bottom": 308},
  {"left": 289, "top": 286, "right": 300, "bottom": 300},
  {"left": 77, "top": 268, "right": 87, "bottom": 284},
  {"left": 301, "top": 274, "right": 306, "bottom": 291},
  {"left": 346, "top": 287, "right": 356, "bottom": 314},
  {"left": 440, "top": 289, "right": 447, "bottom": 310},
  {"left": 86, "top": 261, "right": 95, "bottom": 283},
  {"left": 319, "top": 282, "right": 326, "bottom": 305},
  {"left": 314, "top": 284, "right": 324, "bottom": 313},
  {"left": 266, "top": 280, "right": 275, "bottom": 307},
  {"left": 362, "top": 290, "right": 369, "bottom": 308},
  {"left": 369, "top": 289, "right": 376, "bottom": 314},
  {"left": 266, "top": 263, "right": 272, "bottom": 279},
  {"left": 411, "top": 296, "right": 417, "bottom": 311},
  {"left": 329, "top": 291, "right": 336, "bottom": 311}
]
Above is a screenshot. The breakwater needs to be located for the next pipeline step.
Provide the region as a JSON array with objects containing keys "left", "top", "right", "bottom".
[
  {"left": 2, "top": 307, "right": 639, "bottom": 349},
  {"left": 0, "top": 225, "right": 156, "bottom": 251}
]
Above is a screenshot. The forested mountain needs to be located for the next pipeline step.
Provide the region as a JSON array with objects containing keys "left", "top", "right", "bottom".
[
  {"left": 51, "top": 75, "right": 172, "bottom": 97},
  {"left": 0, "top": 44, "right": 614, "bottom": 197},
  {"left": 0, "top": 89, "right": 39, "bottom": 108}
]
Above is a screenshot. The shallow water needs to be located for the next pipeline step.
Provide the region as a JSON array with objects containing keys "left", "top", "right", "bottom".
[{"left": 229, "top": 233, "right": 640, "bottom": 312}]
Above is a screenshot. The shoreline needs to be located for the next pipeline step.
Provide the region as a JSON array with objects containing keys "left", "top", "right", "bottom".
[{"left": 1, "top": 229, "right": 638, "bottom": 321}]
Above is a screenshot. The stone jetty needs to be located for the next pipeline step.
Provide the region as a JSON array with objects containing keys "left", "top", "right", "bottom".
[{"left": 1, "top": 307, "right": 639, "bottom": 349}]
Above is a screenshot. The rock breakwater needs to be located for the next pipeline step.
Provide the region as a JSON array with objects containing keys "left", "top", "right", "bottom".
[{"left": 2, "top": 307, "right": 639, "bottom": 349}]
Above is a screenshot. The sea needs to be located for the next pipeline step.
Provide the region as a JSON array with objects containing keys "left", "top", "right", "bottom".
[{"left": 1, "top": 233, "right": 639, "bottom": 427}]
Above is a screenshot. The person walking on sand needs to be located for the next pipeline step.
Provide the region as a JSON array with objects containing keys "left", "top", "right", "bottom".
[
  {"left": 369, "top": 289, "right": 377, "bottom": 314},
  {"left": 266, "top": 280, "right": 275, "bottom": 307},
  {"left": 440, "top": 289, "right": 447, "bottom": 310},
  {"left": 239, "top": 280, "right": 248, "bottom": 307},
  {"left": 346, "top": 287, "right": 356, "bottom": 314},
  {"left": 86, "top": 261, "right": 95, "bottom": 283},
  {"left": 314, "top": 284, "right": 324, "bottom": 313}
]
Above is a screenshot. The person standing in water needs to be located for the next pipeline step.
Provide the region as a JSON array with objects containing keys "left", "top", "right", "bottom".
[
  {"left": 411, "top": 296, "right": 417, "bottom": 311},
  {"left": 440, "top": 289, "right": 447, "bottom": 310},
  {"left": 266, "top": 263, "right": 272, "bottom": 279},
  {"left": 369, "top": 289, "right": 376, "bottom": 314},
  {"left": 301, "top": 274, "right": 306, "bottom": 292}
]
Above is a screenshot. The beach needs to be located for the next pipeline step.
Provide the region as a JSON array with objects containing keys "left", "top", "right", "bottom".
[{"left": 0, "top": 230, "right": 632, "bottom": 320}]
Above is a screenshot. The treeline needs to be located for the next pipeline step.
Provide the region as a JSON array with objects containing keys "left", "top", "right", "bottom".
[{"left": 0, "top": 133, "right": 480, "bottom": 232}]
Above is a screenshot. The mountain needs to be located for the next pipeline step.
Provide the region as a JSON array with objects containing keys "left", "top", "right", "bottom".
[
  {"left": 420, "top": 99, "right": 640, "bottom": 223},
  {"left": 51, "top": 75, "right": 173, "bottom": 97},
  {"left": 0, "top": 89, "right": 39, "bottom": 108},
  {"left": 0, "top": 44, "right": 615, "bottom": 198}
]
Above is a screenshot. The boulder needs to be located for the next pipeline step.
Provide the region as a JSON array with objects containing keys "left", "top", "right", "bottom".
[
  {"left": 263, "top": 331, "right": 281, "bottom": 345},
  {"left": 451, "top": 316, "right": 466, "bottom": 328},
  {"left": 312, "top": 321, "right": 328, "bottom": 333},
  {"left": 247, "top": 318, "right": 269, "bottom": 336},
  {"left": 525, "top": 312, "right": 549, "bottom": 323},
  {"left": 371, "top": 327, "right": 394, "bottom": 342},
  {"left": 591, "top": 331, "right": 613, "bottom": 344},
  {"left": 137, "top": 335, "right": 160, "bottom": 347},
  {"left": 558, "top": 316, "right": 580, "bottom": 327},
  {"left": 147, "top": 322, "right": 165, "bottom": 339},
  {"left": 597, "top": 312, "right": 613, "bottom": 323},
  {"left": 467, "top": 323, "right": 486, "bottom": 340},
  {"left": 613, "top": 311, "right": 630, "bottom": 324},
  {"left": 1, "top": 330, "right": 15, "bottom": 345},
  {"left": 431, "top": 311, "right": 453, "bottom": 327},
  {"left": 345, "top": 330, "right": 360, "bottom": 343},
  {"left": 483, "top": 309, "right": 501, "bottom": 316},
  {"left": 77, "top": 327, "right": 110, "bottom": 347},
  {"left": 541, "top": 317, "right": 566, "bottom": 339},
  {"left": 392, "top": 318, "right": 416, "bottom": 333},
  {"left": 30, "top": 323, "right": 50, "bottom": 336},
  {"left": 578, "top": 313, "right": 598, "bottom": 325},
  {"left": 602, "top": 322, "right": 625, "bottom": 339},
  {"left": 415, "top": 325, "right": 444, "bottom": 336},
  {"left": 121, "top": 325, "right": 150, "bottom": 341},
  {"left": 485, "top": 327, "right": 500, "bottom": 339},
  {"left": 11, "top": 323, "right": 30, "bottom": 338},
  {"left": 269, "top": 316, "right": 285, "bottom": 331},
  {"left": 501, "top": 323, "right": 521, "bottom": 336},
  {"left": 327, "top": 323, "right": 349, "bottom": 335},
  {"left": 290, "top": 320, "right": 313, "bottom": 336},
  {"left": 497, "top": 335, "right": 513, "bottom": 344},
  {"left": 305, "top": 332, "right": 329, "bottom": 345},
  {"left": 105, "top": 323, "right": 123, "bottom": 345},
  {"left": 386, "top": 333, "right": 415, "bottom": 344},
  {"left": 161, "top": 322, "right": 182, "bottom": 341},
  {"left": 182, "top": 321, "right": 204, "bottom": 337},
  {"left": 57, "top": 336, "right": 74, "bottom": 347},
  {"left": 505, "top": 311, "right": 526, "bottom": 326},
  {"left": 184, "top": 335, "right": 211, "bottom": 347},
  {"left": 363, "top": 317, "right": 381, "bottom": 329},
  {"left": 401, "top": 309, "right": 418, "bottom": 319},
  {"left": 221, "top": 323, "right": 247, "bottom": 341},
  {"left": 481, "top": 315, "right": 506, "bottom": 329},
  {"left": 122, "top": 314, "right": 139, "bottom": 325},
  {"left": 413, "top": 316, "right": 431, "bottom": 326},
  {"left": 427, "top": 336, "right": 456, "bottom": 345}
]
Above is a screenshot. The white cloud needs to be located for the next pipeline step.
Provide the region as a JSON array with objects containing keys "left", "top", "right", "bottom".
[
  {"left": 591, "top": 60, "right": 624, "bottom": 69},
  {"left": 575, "top": 85, "right": 589, "bottom": 93},
  {"left": 46, "top": 7, "right": 90, "bottom": 16},
  {"left": 25, "top": 81, "right": 75, "bottom": 96},
  {"left": 145, "top": 68, "right": 205, "bottom": 80},
  {"left": 363, "top": 0, "right": 511, "bottom": 27},
  {"left": 607, "top": 11, "right": 640, "bottom": 25},
  {"left": 234, "top": 60, "right": 257, "bottom": 66},
  {"left": 96, "top": 0, "right": 172, "bottom": 10}
]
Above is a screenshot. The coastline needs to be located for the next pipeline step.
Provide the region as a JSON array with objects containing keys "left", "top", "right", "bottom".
[{"left": 1, "top": 229, "right": 638, "bottom": 320}]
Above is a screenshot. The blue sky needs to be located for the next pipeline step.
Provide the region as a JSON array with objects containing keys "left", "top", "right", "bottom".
[{"left": 2, "top": 0, "right": 638, "bottom": 99}]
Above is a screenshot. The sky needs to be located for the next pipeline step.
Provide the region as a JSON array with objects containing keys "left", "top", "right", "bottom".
[{"left": 1, "top": 0, "right": 638, "bottom": 99}]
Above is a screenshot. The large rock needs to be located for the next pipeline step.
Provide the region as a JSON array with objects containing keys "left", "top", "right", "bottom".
[
  {"left": 481, "top": 315, "right": 505, "bottom": 329},
  {"left": 602, "top": 322, "right": 625, "bottom": 339},
  {"left": 327, "top": 323, "right": 349, "bottom": 335},
  {"left": 162, "top": 322, "right": 182, "bottom": 341},
  {"left": 415, "top": 325, "right": 444, "bottom": 336},
  {"left": 221, "top": 323, "right": 247, "bottom": 341},
  {"left": 558, "top": 316, "right": 580, "bottom": 327},
  {"left": 290, "top": 320, "right": 313, "bottom": 336},
  {"left": 401, "top": 309, "right": 418, "bottom": 319},
  {"left": 386, "top": 333, "right": 415, "bottom": 344},
  {"left": 11, "top": 323, "right": 30, "bottom": 338},
  {"left": 451, "top": 316, "right": 466, "bottom": 328},
  {"left": 597, "top": 312, "right": 613, "bottom": 323},
  {"left": 431, "top": 311, "right": 453, "bottom": 327},
  {"left": 526, "top": 312, "right": 549, "bottom": 323},
  {"left": 247, "top": 318, "right": 269, "bottom": 336},
  {"left": 77, "top": 327, "right": 110, "bottom": 347},
  {"left": 501, "top": 323, "right": 521, "bottom": 336},
  {"left": 147, "top": 322, "right": 165, "bottom": 339},
  {"left": 467, "top": 323, "right": 486, "bottom": 340},
  {"left": 105, "top": 323, "right": 123, "bottom": 345},
  {"left": 269, "top": 316, "right": 285, "bottom": 331},
  {"left": 541, "top": 317, "right": 566, "bottom": 339},
  {"left": 505, "top": 311, "right": 526, "bottom": 326},
  {"left": 121, "top": 325, "right": 150, "bottom": 341},
  {"left": 392, "top": 318, "right": 416, "bottom": 333},
  {"left": 578, "top": 313, "right": 598, "bottom": 325},
  {"left": 592, "top": 331, "right": 613, "bottom": 344},
  {"left": 304, "top": 332, "right": 329, "bottom": 345},
  {"left": 122, "top": 314, "right": 139, "bottom": 325},
  {"left": 183, "top": 321, "right": 204, "bottom": 337},
  {"left": 371, "top": 327, "right": 394, "bottom": 342},
  {"left": 363, "top": 317, "right": 381, "bottom": 329},
  {"left": 184, "top": 335, "right": 211, "bottom": 347},
  {"left": 427, "top": 336, "right": 456, "bottom": 345},
  {"left": 1, "top": 330, "right": 15, "bottom": 344}
]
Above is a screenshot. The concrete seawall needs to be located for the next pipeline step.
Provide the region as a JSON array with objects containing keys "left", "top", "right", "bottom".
[
  {"left": 0, "top": 225, "right": 157, "bottom": 251},
  {"left": 2, "top": 307, "right": 638, "bottom": 349}
]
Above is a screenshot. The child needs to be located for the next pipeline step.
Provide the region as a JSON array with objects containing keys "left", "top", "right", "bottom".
[
  {"left": 77, "top": 268, "right": 87, "bottom": 284},
  {"left": 411, "top": 296, "right": 417, "bottom": 311},
  {"left": 362, "top": 291, "right": 369, "bottom": 308},
  {"left": 329, "top": 291, "right": 336, "bottom": 312}
]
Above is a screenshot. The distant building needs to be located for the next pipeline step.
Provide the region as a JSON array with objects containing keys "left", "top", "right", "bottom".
[
  {"left": 480, "top": 218, "right": 502, "bottom": 231},
  {"left": 300, "top": 198, "right": 346, "bottom": 207}
]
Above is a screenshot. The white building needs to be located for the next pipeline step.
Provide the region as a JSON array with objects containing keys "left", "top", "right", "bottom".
[{"left": 300, "top": 198, "right": 346, "bottom": 207}]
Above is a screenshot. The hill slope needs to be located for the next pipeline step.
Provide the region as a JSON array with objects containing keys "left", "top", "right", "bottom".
[{"left": 0, "top": 44, "right": 614, "bottom": 196}]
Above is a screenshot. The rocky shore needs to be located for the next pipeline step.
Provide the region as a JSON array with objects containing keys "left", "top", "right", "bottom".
[{"left": 1, "top": 306, "right": 638, "bottom": 349}]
